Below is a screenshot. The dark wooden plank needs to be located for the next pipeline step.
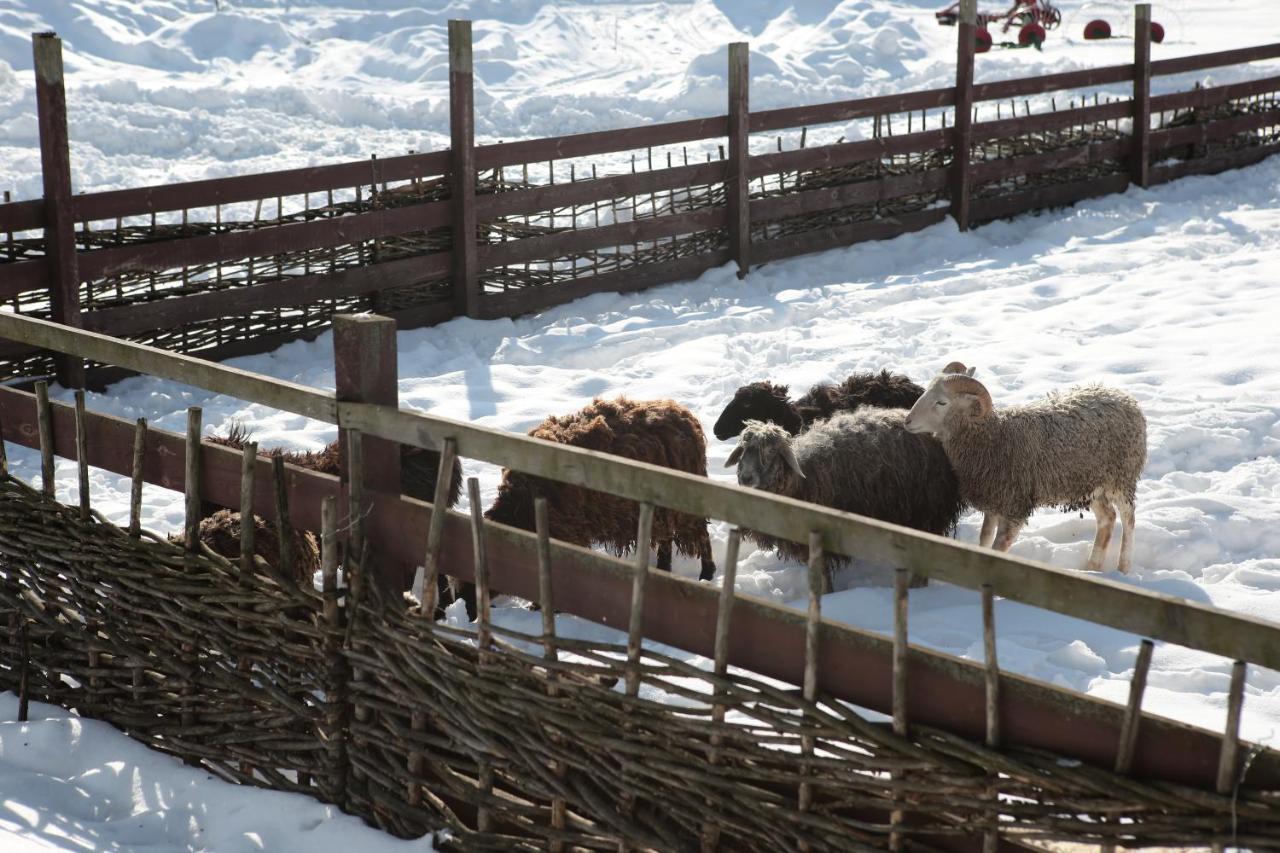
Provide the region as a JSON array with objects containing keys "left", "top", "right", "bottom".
[
  {"left": 2, "top": 382, "right": 1274, "bottom": 794},
  {"left": 728, "top": 43, "right": 750, "bottom": 279},
  {"left": 968, "top": 138, "right": 1130, "bottom": 183},
  {"left": 475, "top": 116, "right": 729, "bottom": 170},
  {"left": 1151, "top": 43, "right": 1280, "bottom": 78},
  {"left": 80, "top": 254, "right": 448, "bottom": 336},
  {"left": 450, "top": 20, "right": 480, "bottom": 319},
  {"left": 0, "top": 198, "right": 45, "bottom": 232},
  {"left": 380, "top": 299, "right": 455, "bottom": 331},
  {"left": 0, "top": 259, "right": 51, "bottom": 299},
  {"left": 1148, "top": 108, "right": 1280, "bottom": 153},
  {"left": 750, "top": 168, "right": 950, "bottom": 221},
  {"left": 749, "top": 129, "right": 950, "bottom": 179},
  {"left": 475, "top": 160, "right": 727, "bottom": 222},
  {"left": 33, "top": 33, "right": 84, "bottom": 388},
  {"left": 749, "top": 87, "right": 956, "bottom": 134},
  {"left": 76, "top": 200, "right": 450, "bottom": 280},
  {"left": 72, "top": 151, "right": 450, "bottom": 222},
  {"left": 969, "top": 172, "right": 1130, "bottom": 223},
  {"left": 1149, "top": 140, "right": 1280, "bottom": 185},
  {"left": 477, "top": 207, "right": 727, "bottom": 269},
  {"left": 753, "top": 208, "right": 948, "bottom": 266},
  {"left": 970, "top": 100, "right": 1132, "bottom": 143},
  {"left": 972, "top": 63, "right": 1133, "bottom": 102},
  {"left": 951, "top": 3, "right": 977, "bottom": 232},
  {"left": 482, "top": 250, "right": 731, "bottom": 318},
  {"left": 1151, "top": 73, "right": 1280, "bottom": 113},
  {"left": 1132, "top": 5, "right": 1153, "bottom": 189}
]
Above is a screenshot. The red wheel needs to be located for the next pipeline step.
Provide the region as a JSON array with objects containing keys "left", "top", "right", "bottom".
[
  {"left": 1083, "top": 19, "right": 1111, "bottom": 40},
  {"left": 1150, "top": 21, "right": 1165, "bottom": 43},
  {"left": 975, "top": 27, "right": 993, "bottom": 53},
  {"left": 1018, "top": 22, "right": 1046, "bottom": 47}
]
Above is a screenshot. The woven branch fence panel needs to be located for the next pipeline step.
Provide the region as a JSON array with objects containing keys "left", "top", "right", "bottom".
[{"left": 2, "top": 472, "right": 1280, "bottom": 850}]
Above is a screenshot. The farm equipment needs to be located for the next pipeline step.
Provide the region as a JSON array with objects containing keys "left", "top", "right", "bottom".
[
  {"left": 936, "top": 0, "right": 1062, "bottom": 52},
  {"left": 1080, "top": 5, "right": 1166, "bottom": 43}
]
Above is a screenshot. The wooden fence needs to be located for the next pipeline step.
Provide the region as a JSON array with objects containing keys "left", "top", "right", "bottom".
[
  {"left": 1, "top": 308, "right": 1279, "bottom": 849},
  {"left": 2, "top": 5, "right": 1280, "bottom": 387}
]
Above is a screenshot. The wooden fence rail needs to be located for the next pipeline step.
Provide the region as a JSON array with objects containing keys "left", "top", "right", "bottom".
[
  {"left": 3, "top": 18, "right": 1280, "bottom": 386},
  {"left": 1, "top": 308, "right": 1279, "bottom": 797}
]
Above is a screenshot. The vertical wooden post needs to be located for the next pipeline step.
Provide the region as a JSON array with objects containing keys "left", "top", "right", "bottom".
[
  {"left": 35, "top": 380, "right": 54, "bottom": 497},
  {"left": 32, "top": 32, "right": 84, "bottom": 389},
  {"left": 890, "top": 567, "right": 909, "bottom": 852},
  {"left": 950, "top": 0, "right": 977, "bottom": 232},
  {"left": 727, "top": 42, "right": 750, "bottom": 279},
  {"left": 332, "top": 313, "right": 401, "bottom": 590},
  {"left": 129, "top": 417, "right": 146, "bottom": 537},
  {"left": 73, "top": 389, "right": 89, "bottom": 520},
  {"left": 417, "top": 437, "right": 458, "bottom": 617},
  {"left": 1212, "top": 660, "right": 1247, "bottom": 853},
  {"left": 797, "top": 531, "right": 823, "bottom": 852},
  {"left": 449, "top": 20, "right": 481, "bottom": 319},
  {"left": 1132, "top": 4, "right": 1153, "bottom": 189}
]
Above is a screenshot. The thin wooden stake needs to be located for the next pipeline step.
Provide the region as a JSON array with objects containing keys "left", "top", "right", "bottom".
[
  {"left": 798, "top": 531, "right": 823, "bottom": 850},
  {"left": 128, "top": 418, "right": 146, "bottom": 537},
  {"left": 18, "top": 620, "right": 30, "bottom": 722},
  {"left": 625, "top": 502, "right": 656, "bottom": 698},
  {"left": 320, "top": 494, "right": 348, "bottom": 803},
  {"left": 35, "top": 381, "right": 54, "bottom": 498},
  {"left": 418, "top": 437, "right": 458, "bottom": 617},
  {"left": 890, "top": 567, "right": 910, "bottom": 851},
  {"left": 466, "top": 476, "right": 494, "bottom": 832},
  {"left": 272, "top": 454, "right": 293, "bottom": 582},
  {"left": 702, "top": 527, "right": 741, "bottom": 853},
  {"left": 982, "top": 584, "right": 1001, "bottom": 853},
  {"left": 1216, "top": 661, "right": 1248, "bottom": 794},
  {"left": 183, "top": 407, "right": 202, "bottom": 552},
  {"left": 73, "top": 389, "right": 89, "bottom": 520},
  {"left": 1101, "top": 639, "right": 1154, "bottom": 853},
  {"left": 0, "top": 407, "right": 7, "bottom": 473},
  {"left": 535, "top": 497, "right": 568, "bottom": 852},
  {"left": 239, "top": 442, "right": 258, "bottom": 585}
]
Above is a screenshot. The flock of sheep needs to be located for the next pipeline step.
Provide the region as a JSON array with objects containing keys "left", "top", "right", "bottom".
[{"left": 195, "top": 362, "right": 1147, "bottom": 612}]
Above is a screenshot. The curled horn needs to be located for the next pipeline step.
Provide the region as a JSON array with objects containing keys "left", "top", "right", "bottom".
[
  {"left": 941, "top": 374, "right": 993, "bottom": 416},
  {"left": 942, "top": 361, "right": 975, "bottom": 377},
  {"left": 780, "top": 441, "right": 805, "bottom": 479}
]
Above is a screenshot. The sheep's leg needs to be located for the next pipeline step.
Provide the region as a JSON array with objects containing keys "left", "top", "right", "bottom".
[
  {"left": 978, "top": 513, "right": 999, "bottom": 548},
  {"left": 1085, "top": 494, "right": 1117, "bottom": 572},
  {"left": 656, "top": 540, "right": 673, "bottom": 572},
  {"left": 696, "top": 526, "right": 716, "bottom": 582},
  {"left": 991, "top": 518, "right": 1025, "bottom": 552},
  {"left": 1116, "top": 496, "right": 1137, "bottom": 574}
]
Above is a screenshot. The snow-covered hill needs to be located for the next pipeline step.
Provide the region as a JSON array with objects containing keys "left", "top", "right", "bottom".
[{"left": 3, "top": 1, "right": 1280, "bottom": 850}]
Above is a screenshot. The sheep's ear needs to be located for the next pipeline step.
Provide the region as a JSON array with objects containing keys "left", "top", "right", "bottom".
[
  {"left": 965, "top": 366, "right": 976, "bottom": 377},
  {"left": 725, "top": 445, "right": 744, "bottom": 468},
  {"left": 780, "top": 443, "right": 805, "bottom": 479}
]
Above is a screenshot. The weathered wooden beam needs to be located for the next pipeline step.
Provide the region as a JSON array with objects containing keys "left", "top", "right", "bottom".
[
  {"left": 474, "top": 116, "right": 728, "bottom": 170},
  {"left": 749, "top": 87, "right": 956, "bottom": 133},
  {"left": 951, "top": 0, "right": 977, "bottom": 232},
  {"left": 332, "top": 314, "right": 401, "bottom": 591},
  {"left": 971, "top": 64, "right": 1133, "bottom": 102},
  {"left": 449, "top": 19, "right": 480, "bottom": 319},
  {"left": 727, "top": 42, "right": 750, "bottom": 279},
  {"left": 1151, "top": 42, "right": 1280, "bottom": 77},
  {"left": 1132, "top": 4, "right": 1153, "bottom": 189},
  {"left": 32, "top": 32, "right": 83, "bottom": 388},
  {"left": 0, "top": 311, "right": 336, "bottom": 422},
  {"left": 748, "top": 128, "right": 948, "bottom": 178}
]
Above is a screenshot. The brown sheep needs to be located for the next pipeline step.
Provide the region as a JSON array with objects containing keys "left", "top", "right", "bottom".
[
  {"left": 191, "top": 509, "right": 321, "bottom": 584},
  {"left": 485, "top": 397, "right": 717, "bottom": 582}
]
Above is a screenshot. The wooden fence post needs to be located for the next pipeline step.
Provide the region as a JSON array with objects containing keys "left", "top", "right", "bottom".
[
  {"left": 333, "top": 313, "right": 402, "bottom": 591},
  {"left": 950, "top": 0, "right": 977, "bottom": 232},
  {"left": 727, "top": 42, "right": 750, "bottom": 279},
  {"left": 449, "top": 20, "right": 481, "bottom": 319},
  {"left": 1132, "top": 4, "right": 1153, "bottom": 189},
  {"left": 32, "top": 32, "right": 84, "bottom": 389}
]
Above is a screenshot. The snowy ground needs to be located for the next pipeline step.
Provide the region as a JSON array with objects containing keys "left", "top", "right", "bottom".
[{"left": 3, "top": 0, "right": 1280, "bottom": 849}]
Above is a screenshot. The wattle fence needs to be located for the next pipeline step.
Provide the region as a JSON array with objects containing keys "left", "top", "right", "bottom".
[
  {"left": 2, "top": 8, "right": 1280, "bottom": 389},
  {"left": 1, "top": 309, "right": 1280, "bottom": 850}
]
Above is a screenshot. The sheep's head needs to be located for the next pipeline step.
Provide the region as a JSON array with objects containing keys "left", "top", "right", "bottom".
[
  {"left": 725, "top": 420, "right": 804, "bottom": 493},
  {"left": 904, "top": 373, "right": 993, "bottom": 438},
  {"left": 713, "top": 382, "right": 802, "bottom": 441}
]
